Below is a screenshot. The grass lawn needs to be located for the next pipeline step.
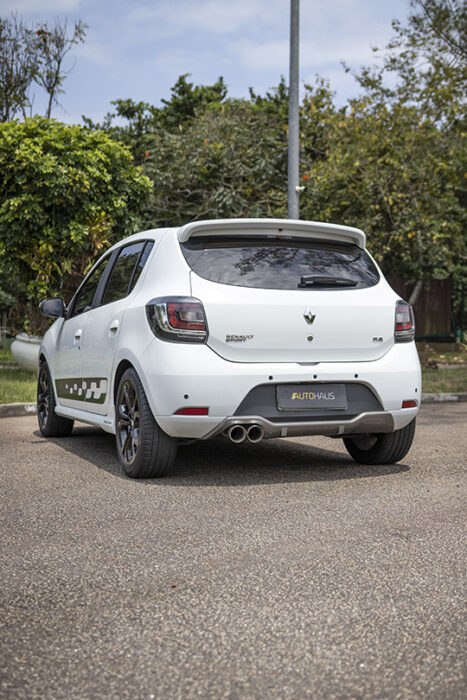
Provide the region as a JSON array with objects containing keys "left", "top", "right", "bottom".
[
  {"left": 0, "top": 348, "right": 14, "bottom": 362},
  {"left": 0, "top": 368, "right": 37, "bottom": 403},
  {"left": 421, "top": 368, "right": 467, "bottom": 394}
]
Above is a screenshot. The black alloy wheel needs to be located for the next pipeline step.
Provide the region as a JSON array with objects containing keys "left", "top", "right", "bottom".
[
  {"left": 115, "top": 368, "right": 177, "bottom": 478},
  {"left": 37, "top": 365, "right": 50, "bottom": 430},
  {"left": 117, "top": 378, "right": 140, "bottom": 467},
  {"left": 37, "top": 361, "right": 74, "bottom": 437}
]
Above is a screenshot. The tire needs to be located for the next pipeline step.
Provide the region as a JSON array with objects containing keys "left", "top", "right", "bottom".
[
  {"left": 37, "top": 361, "right": 74, "bottom": 437},
  {"left": 343, "top": 419, "right": 416, "bottom": 465},
  {"left": 115, "top": 367, "right": 177, "bottom": 478}
]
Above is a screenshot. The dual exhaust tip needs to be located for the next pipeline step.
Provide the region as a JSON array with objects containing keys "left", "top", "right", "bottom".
[{"left": 226, "top": 424, "right": 264, "bottom": 444}]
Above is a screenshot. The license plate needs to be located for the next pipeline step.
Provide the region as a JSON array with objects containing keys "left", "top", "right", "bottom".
[{"left": 277, "top": 384, "right": 347, "bottom": 410}]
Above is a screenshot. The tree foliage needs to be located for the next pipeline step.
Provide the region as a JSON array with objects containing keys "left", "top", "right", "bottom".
[
  {"left": 0, "top": 15, "right": 86, "bottom": 121},
  {"left": 82, "top": 75, "right": 229, "bottom": 165},
  {"left": 302, "top": 98, "right": 466, "bottom": 291},
  {"left": 0, "top": 117, "right": 152, "bottom": 333},
  {"left": 347, "top": 0, "right": 466, "bottom": 124},
  {"left": 333, "top": 0, "right": 466, "bottom": 298},
  {"left": 142, "top": 97, "right": 288, "bottom": 227}
]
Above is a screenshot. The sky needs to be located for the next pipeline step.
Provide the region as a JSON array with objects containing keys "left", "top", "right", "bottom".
[{"left": 0, "top": 0, "right": 411, "bottom": 125}]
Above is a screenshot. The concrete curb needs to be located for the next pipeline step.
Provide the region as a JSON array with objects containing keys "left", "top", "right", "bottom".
[
  {"left": 0, "top": 402, "right": 37, "bottom": 418},
  {"left": 421, "top": 392, "right": 467, "bottom": 404},
  {"left": 1, "top": 394, "right": 466, "bottom": 419}
]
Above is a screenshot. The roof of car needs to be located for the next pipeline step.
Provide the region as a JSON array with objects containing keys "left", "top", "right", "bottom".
[
  {"left": 107, "top": 218, "right": 367, "bottom": 252},
  {"left": 104, "top": 227, "right": 173, "bottom": 253}
]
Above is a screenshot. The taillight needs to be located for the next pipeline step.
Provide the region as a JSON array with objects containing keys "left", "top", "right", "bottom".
[
  {"left": 146, "top": 296, "right": 208, "bottom": 343},
  {"left": 395, "top": 300, "right": 415, "bottom": 343}
]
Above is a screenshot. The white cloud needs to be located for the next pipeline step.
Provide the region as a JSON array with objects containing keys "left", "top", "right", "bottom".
[
  {"left": 74, "top": 36, "right": 120, "bottom": 69},
  {"left": 230, "top": 38, "right": 289, "bottom": 71},
  {"left": 0, "top": 0, "right": 81, "bottom": 13},
  {"left": 125, "top": 0, "right": 283, "bottom": 37}
]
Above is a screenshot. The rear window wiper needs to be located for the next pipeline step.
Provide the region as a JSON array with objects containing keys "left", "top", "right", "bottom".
[{"left": 298, "top": 275, "right": 358, "bottom": 288}]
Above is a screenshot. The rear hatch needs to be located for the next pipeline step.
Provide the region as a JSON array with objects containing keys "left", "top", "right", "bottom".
[{"left": 179, "top": 220, "right": 397, "bottom": 363}]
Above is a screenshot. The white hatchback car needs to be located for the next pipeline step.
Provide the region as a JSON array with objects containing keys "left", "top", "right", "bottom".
[{"left": 38, "top": 218, "right": 421, "bottom": 477}]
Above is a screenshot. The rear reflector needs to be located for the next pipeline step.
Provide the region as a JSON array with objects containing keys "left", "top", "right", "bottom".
[
  {"left": 174, "top": 407, "right": 209, "bottom": 415},
  {"left": 402, "top": 400, "right": 417, "bottom": 408}
]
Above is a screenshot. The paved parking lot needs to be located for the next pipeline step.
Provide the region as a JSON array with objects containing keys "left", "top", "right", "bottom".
[{"left": 1, "top": 404, "right": 466, "bottom": 699}]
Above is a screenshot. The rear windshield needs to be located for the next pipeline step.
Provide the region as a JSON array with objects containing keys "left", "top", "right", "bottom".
[{"left": 181, "top": 236, "right": 379, "bottom": 290}]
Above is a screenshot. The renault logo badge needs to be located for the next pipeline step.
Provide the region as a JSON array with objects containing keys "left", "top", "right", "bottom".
[{"left": 303, "top": 309, "right": 316, "bottom": 325}]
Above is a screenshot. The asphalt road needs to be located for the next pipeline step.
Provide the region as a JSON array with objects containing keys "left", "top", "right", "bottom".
[{"left": 1, "top": 404, "right": 466, "bottom": 699}]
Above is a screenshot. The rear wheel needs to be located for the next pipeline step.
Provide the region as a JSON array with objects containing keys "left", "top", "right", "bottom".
[
  {"left": 116, "top": 368, "right": 177, "bottom": 478},
  {"left": 343, "top": 419, "right": 416, "bottom": 465},
  {"left": 37, "top": 361, "right": 74, "bottom": 437}
]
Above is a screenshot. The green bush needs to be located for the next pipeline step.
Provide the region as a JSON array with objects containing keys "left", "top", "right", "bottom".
[{"left": 0, "top": 117, "right": 152, "bottom": 334}]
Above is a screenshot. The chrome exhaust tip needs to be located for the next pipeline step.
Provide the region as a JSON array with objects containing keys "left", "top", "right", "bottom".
[
  {"left": 247, "top": 424, "right": 264, "bottom": 443},
  {"left": 226, "top": 425, "right": 247, "bottom": 443}
]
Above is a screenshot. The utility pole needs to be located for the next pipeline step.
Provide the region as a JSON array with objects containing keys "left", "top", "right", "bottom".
[{"left": 288, "top": 0, "right": 300, "bottom": 219}]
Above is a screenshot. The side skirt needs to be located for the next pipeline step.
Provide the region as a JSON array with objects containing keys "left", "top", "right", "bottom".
[{"left": 55, "top": 404, "right": 116, "bottom": 434}]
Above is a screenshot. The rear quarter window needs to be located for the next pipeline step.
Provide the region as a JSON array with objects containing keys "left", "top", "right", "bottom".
[
  {"left": 102, "top": 240, "right": 154, "bottom": 305},
  {"left": 181, "top": 236, "right": 379, "bottom": 290}
]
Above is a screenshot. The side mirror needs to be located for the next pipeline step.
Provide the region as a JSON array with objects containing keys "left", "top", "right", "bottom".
[{"left": 39, "top": 298, "right": 66, "bottom": 318}]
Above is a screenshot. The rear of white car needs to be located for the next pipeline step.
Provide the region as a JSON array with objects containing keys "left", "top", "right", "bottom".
[{"left": 38, "top": 218, "right": 421, "bottom": 478}]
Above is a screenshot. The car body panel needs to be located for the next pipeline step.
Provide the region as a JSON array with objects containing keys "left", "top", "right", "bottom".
[{"left": 190, "top": 272, "right": 397, "bottom": 363}]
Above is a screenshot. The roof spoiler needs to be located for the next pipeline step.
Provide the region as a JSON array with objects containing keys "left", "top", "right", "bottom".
[{"left": 177, "top": 218, "right": 366, "bottom": 248}]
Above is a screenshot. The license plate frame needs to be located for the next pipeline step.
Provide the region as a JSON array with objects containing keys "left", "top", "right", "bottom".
[{"left": 277, "top": 383, "right": 348, "bottom": 411}]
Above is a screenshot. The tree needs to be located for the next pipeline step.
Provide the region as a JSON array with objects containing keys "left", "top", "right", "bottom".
[
  {"left": 159, "top": 73, "right": 228, "bottom": 129},
  {"left": 0, "top": 15, "right": 86, "bottom": 121},
  {"left": 301, "top": 97, "right": 466, "bottom": 299},
  {"left": 141, "top": 97, "right": 288, "bottom": 227},
  {"left": 82, "top": 75, "right": 229, "bottom": 165},
  {"left": 34, "top": 19, "right": 87, "bottom": 119},
  {"left": 0, "top": 15, "right": 36, "bottom": 120},
  {"left": 0, "top": 117, "right": 152, "bottom": 334},
  {"left": 331, "top": 0, "right": 467, "bottom": 301},
  {"left": 83, "top": 99, "right": 159, "bottom": 165},
  {"left": 347, "top": 0, "right": 466, "bottom": 124}
]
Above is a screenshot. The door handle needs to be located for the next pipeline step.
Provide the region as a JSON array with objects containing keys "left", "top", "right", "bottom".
[
  {"left": 109, "top": 319, "right": 119, "bottom": 335},
  {"left": 74, "top": 329, "right": 82, "bottom": 347}
]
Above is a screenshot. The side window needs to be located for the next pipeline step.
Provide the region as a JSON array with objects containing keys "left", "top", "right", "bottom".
[
  {"left": 72, "top": 255, "right": 110, "bottom": 317},
  {"left": 101, "top": 241, "right": 153, "bottom": 306},
  {"left": 128, "top": 241, "right": 154, "bottom": 294}
]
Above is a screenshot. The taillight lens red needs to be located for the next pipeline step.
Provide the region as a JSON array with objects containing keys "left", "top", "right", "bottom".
[
  {"left": 395, "top": 301, "right": 415, "bottom": 342},
  {"left": 167, "top": 302, "right": 205, "bottom": 331},
  {"left": 174, "top": 407, "right": 209, "bottom": 415},
  {"left": 146, "top": 296, "right": 208, "bottom": 343}
]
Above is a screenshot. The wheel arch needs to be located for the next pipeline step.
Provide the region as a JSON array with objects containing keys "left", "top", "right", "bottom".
[{"left": 113, "top": 359, "right": 135, "bottom": 405}]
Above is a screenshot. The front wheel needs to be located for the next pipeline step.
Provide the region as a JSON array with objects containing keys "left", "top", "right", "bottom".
[
  {"left": 116, "top": 368, "right": 177, "bottom": 478},
  {"left": 37, "top": 361, "right": 74, "bottom": 437},
  {"left": 343, "top": 419, "right": 416, "bottom": 465}
]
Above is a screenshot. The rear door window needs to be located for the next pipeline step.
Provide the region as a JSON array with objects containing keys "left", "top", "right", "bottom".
[{"left": 181, "top": 236, "right": 379, "bottom": 290}]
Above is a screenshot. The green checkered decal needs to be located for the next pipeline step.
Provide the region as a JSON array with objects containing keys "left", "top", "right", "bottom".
[{"left": 55, "top": 378, "right": 108, "bottom": 405}]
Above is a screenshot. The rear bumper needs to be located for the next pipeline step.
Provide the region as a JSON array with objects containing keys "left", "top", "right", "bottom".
[
  {"left": 203, "top": 411, "right": 395, "bottom": 439},
  {"left": 139, "top": 339, "right": 421, "bottom": 440}
]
